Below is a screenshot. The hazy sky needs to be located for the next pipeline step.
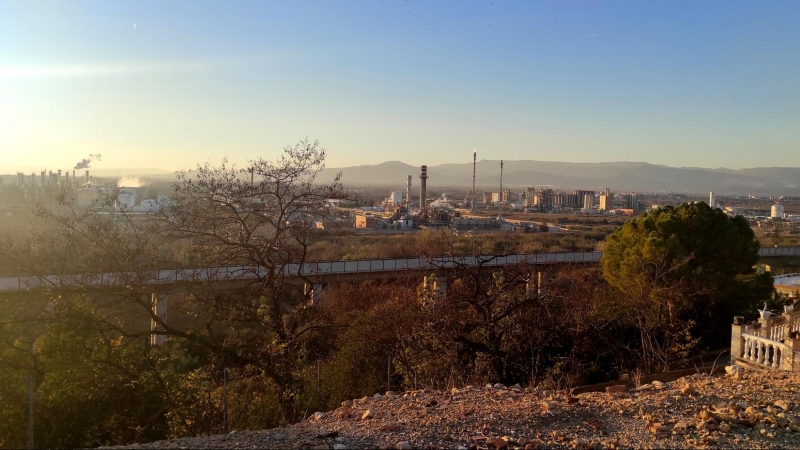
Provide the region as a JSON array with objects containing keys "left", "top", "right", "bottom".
[{"left": 2, "top": 1, "right": 799, "bottom": 172}]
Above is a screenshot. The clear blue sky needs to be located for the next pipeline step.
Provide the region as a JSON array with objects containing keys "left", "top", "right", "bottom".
[{"left": 2, "top": 1, "right": 799, "bottom": 172}]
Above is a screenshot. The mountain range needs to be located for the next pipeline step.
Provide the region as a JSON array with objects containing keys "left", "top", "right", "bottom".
[{"left": 320, "top": 160, "right": 800, "bottom": 196}]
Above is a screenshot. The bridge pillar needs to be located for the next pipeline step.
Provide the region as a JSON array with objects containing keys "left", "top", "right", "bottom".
[
  {"left": 436, "top": 280, "right": 447, "bottom": 296},
  {"left": 526, "top": 270, "right": 548, "bottom": 297},
  {"left": 304, "top": 283, "right": 324, "bottom": 307},
  {"left": 423, "top": 276, "right": 447, "bottom": 296},
  {"left": 150, "top": 293, "right": 168, "bottom": 346}
]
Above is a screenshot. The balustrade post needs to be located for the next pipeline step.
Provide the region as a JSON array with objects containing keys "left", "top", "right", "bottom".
[
  {"left": 772, "top": 345, "right": 780, "bottom": 368},
  {"left": 731, "top": 317, "right": 745, "bottom": 359},
  {"left": 758, "top": 316, "right": 772, "bottom": 340}
]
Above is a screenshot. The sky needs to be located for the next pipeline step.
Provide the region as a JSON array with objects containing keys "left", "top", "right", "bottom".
[{"left": 1, "top": 1, "right": 799, "bottom": 173}]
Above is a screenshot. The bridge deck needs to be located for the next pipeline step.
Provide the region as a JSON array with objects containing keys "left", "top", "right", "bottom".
[{"left": 0, "top": 247, "right": 796, "bottom": 293}]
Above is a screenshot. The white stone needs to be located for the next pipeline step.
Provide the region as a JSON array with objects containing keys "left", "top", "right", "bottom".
[{"left": 396, "top": 441, "right": 412, "bottom": 450}]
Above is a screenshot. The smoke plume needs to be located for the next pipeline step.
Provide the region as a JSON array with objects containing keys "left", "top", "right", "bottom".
[
  {"left": 74, "top": 153, "right": 102, "bottom": 170},
  {"left": 117, "top": 176, "right": 144, "bottom": 188}
]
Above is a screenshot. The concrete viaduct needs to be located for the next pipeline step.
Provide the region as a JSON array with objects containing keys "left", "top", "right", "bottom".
[{"left": 1, "top": 247, "right": 797, "bottom": 345}]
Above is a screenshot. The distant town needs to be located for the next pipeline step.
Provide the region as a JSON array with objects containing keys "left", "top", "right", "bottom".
[{"left": 3, "top": 162, "right": 799, "bottom": 238}]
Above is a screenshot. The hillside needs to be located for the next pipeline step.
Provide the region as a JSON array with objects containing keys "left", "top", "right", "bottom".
[
  {"left": 118, "top": 366, "right": 800, "bottom": 449},
  {"left": 320, "top": 161, "right": 800, "bottom": 196}
]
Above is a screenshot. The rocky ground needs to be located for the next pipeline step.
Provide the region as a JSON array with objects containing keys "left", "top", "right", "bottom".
[{"left": 118, "top": 365, "right": 800, "bottom": 449}]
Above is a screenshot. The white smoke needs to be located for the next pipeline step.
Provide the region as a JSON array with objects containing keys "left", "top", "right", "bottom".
[{"left": 117, "top": 176, "right": 144, "bottom": 188}]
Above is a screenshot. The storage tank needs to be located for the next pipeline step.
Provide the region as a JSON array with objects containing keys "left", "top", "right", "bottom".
[
  {"left": 491, "top": 192, "right": 501, "bottom": 204},
  {"left": 771, "top": 204, "right": 785, "bottom": 219}
]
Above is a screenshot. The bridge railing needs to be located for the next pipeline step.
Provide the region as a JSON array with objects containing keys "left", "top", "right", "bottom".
[
  {"left": 0, "top": 250, "right": 603, "bottom": 293},
  {"left": 758, "top": 247, "right": 800, "bottom": 257}
]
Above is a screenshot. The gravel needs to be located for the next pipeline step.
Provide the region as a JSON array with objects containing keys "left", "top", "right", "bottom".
[{"left": 113, "top": 365, "right": 800, "bottom": 449}]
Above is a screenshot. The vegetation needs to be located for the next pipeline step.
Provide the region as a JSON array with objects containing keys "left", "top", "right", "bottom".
[
  {"left": 0, "top": 149, "right": 780, "bottom": 448},
  {"left": 601, "top": 202, "right": 775, "bottom": 371}
]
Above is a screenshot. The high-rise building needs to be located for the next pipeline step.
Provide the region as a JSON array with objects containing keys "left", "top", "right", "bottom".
[
  {"left": 623, "top": 193, "right": 639, "bottom": 209},
  {"left": 583, "top": 193, "right": 595, "bottom": 210},
  {"left": 537, "top": 188, "right": 554, "bottom": 212},
  {"left": 709, "top": 191, "right": 716, "bottom": 208},
  {"left": 599, "top": 188, "right": 612, "bottom": 211}
]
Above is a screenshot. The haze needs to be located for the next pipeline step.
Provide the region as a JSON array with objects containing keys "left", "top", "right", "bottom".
[{"left": 2, "top": 1, "right": 799, "bottom": 172}]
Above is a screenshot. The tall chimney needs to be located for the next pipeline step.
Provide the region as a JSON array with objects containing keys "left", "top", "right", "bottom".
[
  {"left": 406, "top": 175, "right": 412, "bottom": 214},
  {"left": 499, "top": 160, "right": 503, "bottom": 205},
  {"left": 419, "top": 165, "right": 428, "bottom": 217},
  {"left": 472, "top": 149, "right": 477, "bottom": 212},
  {"left": 85, "top": 170, "right": 90, "bottom": 186}
]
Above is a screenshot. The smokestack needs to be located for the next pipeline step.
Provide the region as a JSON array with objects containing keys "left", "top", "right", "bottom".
[
  {"left": 406, "top": 175, "right": 412, "bottom": 214},
  {"left": 85, "top": 170, "right": 89, "bottom": 186},
  {"left": 472, "top": 149, "right": 476, "bottom": 212},
  {"left": 57, "top": 170, "right": 62, "bottom": 185},
  {"left": 419, "top": 165, "right": 428, "bottom": 217},
  {"left": 500, "top": 160, "right": 503, "bottom": 205}
]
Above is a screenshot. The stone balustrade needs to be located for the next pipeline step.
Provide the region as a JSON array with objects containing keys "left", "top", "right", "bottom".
[
  {"left": 741, "top": 334, "right": 793, "bottom": 370},
  {"left": 731, "top": 309, "right": 800, "bottom": 371}
]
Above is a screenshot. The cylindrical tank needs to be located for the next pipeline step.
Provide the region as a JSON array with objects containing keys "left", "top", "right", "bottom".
[{"left": 771, "top": 204, "right": 784, "bottom": 219}]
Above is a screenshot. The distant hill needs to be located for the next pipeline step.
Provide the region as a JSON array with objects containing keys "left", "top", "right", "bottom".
[{"left": 320, "top": 160, "right": 800, "bottom": 195}]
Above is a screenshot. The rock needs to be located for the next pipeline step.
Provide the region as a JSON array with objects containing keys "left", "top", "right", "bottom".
[
  {"left": 775, "top": 399, "right": 791, "bottom": 411},
  {"left": 725, "top": 365, "right": 745, "bottom": 380},
  {"left": 274, "top": 433, "right": 285, "bottom": 440},
  {"left": 309, "top": 412, "right": 325, "bottom": 422},
  {"left": 380, "top": 422, "right": 399, "bottom": 431},
  {"left": 716, "top": 436, "right": 730, "bottom": 444},
  {"left": 652, "top": 380, "right": 665, "bottom": 389},
  {"left": 511, "top": 383, "right": 522, "bottom": 389},
  {"left": 488, "top": 437, "right": 508, "bottom": 449},
  {"left": 571, "top": 438, "right": 590, "bottom": 449},
  {"left": 341, "top": 400, "right": 353, "bottom": 408},
  {"left": 605, "top": 385, "right": 627, "bottom": 393},
  {"left": 333, "top": 445, "right": 347, "bottom": 450},
  {"left": 373, "top": 393, "right": 383, "bottom": 398},
  {"left": 396, "top": 442, "right": 412, "bottom": 450},
  {"left": 636, "top": 383, "right": 653, "bottom": 391},
  {"left": 362, "top": 410, "right": 374, "bottom": 420},
  {"left": 719, "top": 422, "right": 731, "bottom": 433},
  {"left": 524, "top": 439, "right": 546, "bottom": 450},
  {"left": 677, "top": 378, "right": 696, "bottom": 395},
  {"left": 673, "top": 421, "right": 689, "bottom": 431}
]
